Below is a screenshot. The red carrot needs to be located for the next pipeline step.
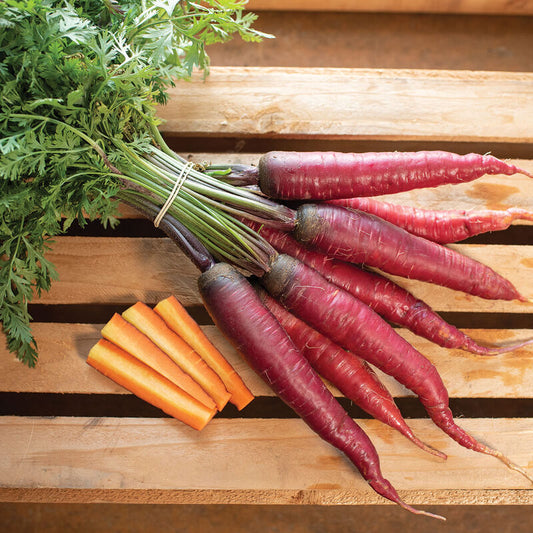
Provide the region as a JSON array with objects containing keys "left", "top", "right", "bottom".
[
  {"left": 328, "top": 198, "right": 533, "bottom": 244},
  {"left": 258, "top": 288, "right": 446, "bottom": 459},
  {"left": 251, "top": 223, "right": 533, "bottom": 356},
  {"left": 292, "top": 204, "right": 526, "bottom": 301},
  {"left": 261, "top": 254, "right": 533, "bottom": 483},
  {"left": 199, "top": 261, "right": 444, "bottom": 519},
  {"left": 255, "top": 151, "right": 532, "bottom": 200}
]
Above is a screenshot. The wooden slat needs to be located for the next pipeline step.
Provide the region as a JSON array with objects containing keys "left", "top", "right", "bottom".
[
  {"left": 2, "top": 323, "right": 533, "bottom": 399},
  {"left": 39, "top": 237, "right": 200, "bottom": 306},
  {"left": 1, "top": 417, "right": 532, "bottom": 505},
  {"left": 39, "top": 238, "right": 533, "bottom": 313},
  {"left": 158, "top": 68, "right": 533, "bottom": 143},
  {"left": 208, "top": 13, "right": 533, "bottom": 76},
  {"left": 246, "top": 0, "right": 533, "bottom": 15}
]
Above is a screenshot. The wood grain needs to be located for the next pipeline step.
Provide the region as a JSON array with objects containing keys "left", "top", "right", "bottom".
[
  {"left": 1, "top": 417, "right": 532, "bottom": 505},
  {"left": 246, "top": 0, "right": 533, "bottom": 15},
  {"left": 3, "top": 66, "right": 533, "bottom": 510},
  {"left": 2, "top": 323, "right": 533, "bottom": 399},
  {"left": 2, "top": 487, "right": 533, "bottom": 505},
  {"left": 158, "top": 68, "right": 533, "bottom": 143},
  {"left": 38, "top": 238, "right": 533, "bottom": 313}
]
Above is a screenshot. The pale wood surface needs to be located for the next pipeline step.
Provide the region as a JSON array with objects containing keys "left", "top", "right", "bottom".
[
  {"left": 1, "top": 417, "right": 532, "bottom": 504},
  {"left": 158, "top": 68, "right": 533, "bottom": 143},
  {"left": 1, "top": 323, "right": 533, "bottom": 399},
  {"left": 247, "top": 0, "right": 533, "bottom": 15},
  {"left": 38, "top": 238, "right": 533, "bottom": 313},
  {"left": 3, "top": 65, "right": 533, "bottom": 510}
]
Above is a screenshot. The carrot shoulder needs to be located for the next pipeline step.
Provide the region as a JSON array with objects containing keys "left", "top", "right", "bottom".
[
  {"left": 87, "top": 339, "right": 216, "bottom": 431},
  {"left": 101, "top": 313, "right": 217, "bottom": 411},
  {"left": 154, "top": 296, "right": 254, "bottom": 410},
  {"left": 122, "top": 302, "right": 231, "bottom": 411}
]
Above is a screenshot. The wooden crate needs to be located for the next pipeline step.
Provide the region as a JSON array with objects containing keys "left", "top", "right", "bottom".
[{"left": 1, "top": 4, "right": 532, "bottom": 516}]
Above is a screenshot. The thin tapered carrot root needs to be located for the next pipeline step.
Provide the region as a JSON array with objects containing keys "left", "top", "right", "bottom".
[
  {"left": 480, "top": 445, "right": 533, "bottom": 484},
  {"left": 398, "top": 502, "right": 446, "bottom": 521},
  {"left": 369, "top": 478, "right": 446, "bottom": 520},
  {"left": 462, "top": 336, "right": 533, "bottom": 356},
  {"left": 504, "top": 207, "right": 533, "bottom": 221},
  {"left": 404, "top": 431, "right": 447, "bottom": 460},
  {"left": 427, "top": 406, "right": 533, "bottom": 484}
]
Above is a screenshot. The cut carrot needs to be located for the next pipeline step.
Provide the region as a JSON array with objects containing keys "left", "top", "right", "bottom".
[
  {"left": 101, "top": 313, "right": 217, "bottom": 411},
  {"left": 122, "top": 302, "right": 231, "bottom": 411},
  {"left": 154, "top": 296, "right": 254, "bottom": 410},
  {"left": 87, "top": 339, "right": 215, "bottom": 431}
]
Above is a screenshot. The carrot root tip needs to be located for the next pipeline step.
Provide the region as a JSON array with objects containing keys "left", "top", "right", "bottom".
[
  {"left": 409, "top": 435, "right": 447, "bottom": 460},
  {"left": 398, "top": 501, "right": 446, "bottom": 521},
  {"left": 482, "top": 446, "right": 533, "bottom": 484}
]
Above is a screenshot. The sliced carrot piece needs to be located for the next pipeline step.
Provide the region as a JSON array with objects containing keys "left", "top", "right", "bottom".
[
  {"left": 154, "top": 296, "right": 254, "bottom": 410},
  {"left": 101, "top": 313, "right": 216, "bottom": 411},
  {"left": 87, "top": 339, "right": 215, "bottom": 431},
  {"left": 122, "top": 302, "right": 231, "bottom": 411}
]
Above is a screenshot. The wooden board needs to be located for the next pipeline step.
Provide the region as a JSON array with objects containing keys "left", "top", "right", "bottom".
[
  {"left": 158, "top": 68, "right": 533, "bottom": 143},
  {"left": 2, "top": 323, "right": 533, "bottom": 399},
  {"left": 246, "top": 1, "right": 533, "bottom": 15},
  {"left": 2, "top": 64, "right": 533, "bottom": 509},
  {"left": 1, "top": 417, "right": 532, "bottom": 505},
  {"left": 34, "top": 239, "right": 533, "bottom": 313}
]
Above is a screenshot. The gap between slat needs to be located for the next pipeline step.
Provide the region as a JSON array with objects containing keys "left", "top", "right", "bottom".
[{"left": 2, "top": 393, "right": 533, "bottom": 420}]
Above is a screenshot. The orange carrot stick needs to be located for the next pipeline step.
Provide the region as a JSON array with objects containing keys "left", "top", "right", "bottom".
[
  {"left": 154, "top": 296, "right": 254, "bottom": 410},
  {"left": 101, "top": 313, "right": 216, "bottom": 410},
  {"left": 87, "top": 339, "right": 216, "bottom": 431},
  {"left": 122, "top": 302, "right": 231, "bottom": 411}
]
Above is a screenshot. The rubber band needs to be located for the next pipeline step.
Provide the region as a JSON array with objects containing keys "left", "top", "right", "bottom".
[{"left": 154, "top": 161, "right": 194, "bottom": 228}]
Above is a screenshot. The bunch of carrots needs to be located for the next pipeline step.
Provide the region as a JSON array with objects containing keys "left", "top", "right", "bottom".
[
  {"left": 88, "top": 296, "right": 254, "bottom": 431},
  {"left": 9, "top": 1, "right": 530, "bottom": 520},
  {"left": 95, "top": 149, "right": 533, "bottom": 520}
]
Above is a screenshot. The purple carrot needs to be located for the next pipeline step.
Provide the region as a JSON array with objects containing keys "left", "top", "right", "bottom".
[
  {"left": 253, "top": 151, "right": 532, "bottom": 200},
  {"left": 258, "top": 288, "right": 446, "bottom": 459},
  {"left": 292, "top": 203, "right": 526, "bottom": 301},
  {"left": 261, "top": 254, "right": 533, "bottom": 483},
  {"left": 249, "top": 223, "right": 533, "bottom": 355},
  {"left": 198, "top": 262, "right": 443, "bottom": 519},
  {"left": 328, "top": 197, "right": 533, "bottom": 244}
]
